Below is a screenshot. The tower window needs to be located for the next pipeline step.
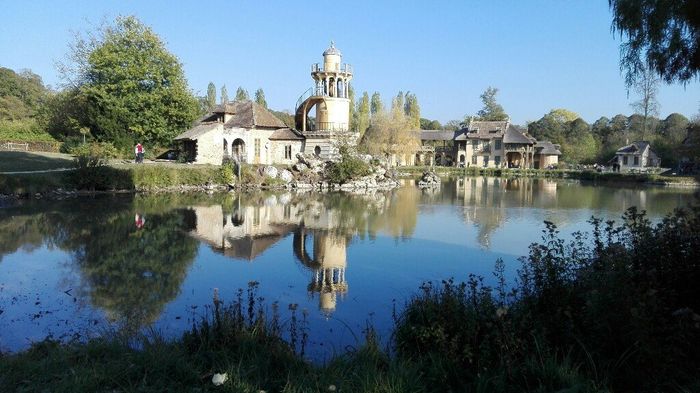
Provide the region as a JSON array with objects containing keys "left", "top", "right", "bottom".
[{"left": 285, "top": 145, "right": 292, "bottom": 159}]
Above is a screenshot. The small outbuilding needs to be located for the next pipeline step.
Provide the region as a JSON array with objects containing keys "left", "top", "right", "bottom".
[
  {"left": 613, "top": 141, "right": 660, "bottom": 171},
  {"left": 534, "top": 141, "right": 562, "bottom": 169}
]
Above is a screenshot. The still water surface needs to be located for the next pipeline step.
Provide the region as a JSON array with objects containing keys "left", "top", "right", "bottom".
[{"left": 0, "top": 177, "right": 694, "bottom": 357}]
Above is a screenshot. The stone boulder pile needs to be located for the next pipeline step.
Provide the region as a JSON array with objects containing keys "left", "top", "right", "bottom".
[{"left": 417, "top": 171, "right": 441, "bottom": 188}]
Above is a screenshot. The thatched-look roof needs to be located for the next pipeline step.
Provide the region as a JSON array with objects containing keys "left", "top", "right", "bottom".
[
  {"left": 269, "top": 128, "right": 305, "bottom": 140},
  {"left": 224, "top": 101, "right": 286, "bottom": 129},
  {"left": 535, "top": 141, "right": 562, "bottom": 155},
  {"left": 503, "top": 125, "right": 534, "bottom": 144},
  {"left": 173, "top": 122, "right": 219, "bottom": 141}
]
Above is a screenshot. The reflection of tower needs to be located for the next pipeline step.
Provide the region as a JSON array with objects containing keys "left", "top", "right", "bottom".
[
  {"left": 293, "top": 229, "right": 349, "bottom": 315},
  {"left": 295, "top": 41, "right": 355, "bottom": 159}
]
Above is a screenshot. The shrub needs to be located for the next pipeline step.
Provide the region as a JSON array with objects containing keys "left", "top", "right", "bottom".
[
  {"left": 0, "top": 119, "right": 57, "bottom": 143},
  {"left": 395, "top": 206, "right": 700, "bottom": 392},
  {"left": 218, "top": 162, "right": 235, "bottom": 185},
  {"left": 327, "top": 154, "right": 371, "bottom": 184}
]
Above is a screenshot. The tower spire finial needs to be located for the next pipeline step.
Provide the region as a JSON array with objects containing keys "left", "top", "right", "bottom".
[{"left": 330, "top": 40, "right": 335, "bottom": 48}]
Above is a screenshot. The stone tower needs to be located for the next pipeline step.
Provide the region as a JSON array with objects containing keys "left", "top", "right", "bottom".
[{"left": 295, "top": 42, "right": 355, "bottom": 159}]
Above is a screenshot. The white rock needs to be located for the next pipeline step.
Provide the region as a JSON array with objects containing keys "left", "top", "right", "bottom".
[
  {"left": 293, "top": 163, "right": 308, "bottom": 172},
  {"left": 263, "top": 166, "right": 278, "bottom": 179},
  {"left": 279, "top": 169, "right": 294, "bottom": 183},
  {"left": 212, "top": 373, "right": 228, "bottom": 386}
]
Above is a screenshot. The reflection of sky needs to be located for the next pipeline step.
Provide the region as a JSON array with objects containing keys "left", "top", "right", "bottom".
[{"left": 0, "top": 247, "right": 107, "bottom": 352}]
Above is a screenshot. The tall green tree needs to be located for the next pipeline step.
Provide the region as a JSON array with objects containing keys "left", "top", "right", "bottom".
[
  {"left": 391, "top": 91, "right": 404, "bottom": 115},
  {"left": 254, "top": 88, "right": 267, "bottom": 108},
  {"left": 235, "top": 87, "right": 249, "bottom": 102},
  {"left": 476, "top": 87, "right": 508, "bottom": 121},
  {"left": 206, "top": 82, "right": 216, "bottom": 112},
  {"left": 610, "top": 0, "right": 700, "bottom": 84},
  {"left": 60, "top": 16, "right": 199, "bottom": 149},
  {"left": 0, "top": 67, "right": 49, "bottom": 120},
  {"left": 403, "top": 92, "right": 421, "bottom": 129},
  {"left": 357, "top": 91, "right": 370, "bottom": 137},
  {"left": 220, "top": 85, "right": 228, "bottom": 105},
  {"left": 370, "top": 92, "right": 383, "bottom": 116},
  {"left": 529, "top": 109, "right": 597, "bottom": 164},
  {"left": 348, "top": 84, "right": 356, "bottom": 131}
]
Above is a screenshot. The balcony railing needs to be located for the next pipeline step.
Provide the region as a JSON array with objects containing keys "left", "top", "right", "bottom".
[
  {"left": 311, "top": 63, "right": 353, "bottom": 74},
  {"left": 312, "top": 122, "right": 349, "bottom": 132}
]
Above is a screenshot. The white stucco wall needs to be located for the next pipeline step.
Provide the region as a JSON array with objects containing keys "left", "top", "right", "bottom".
[{"left": 270, "top": 140, "right": 304, "bottom": 165}]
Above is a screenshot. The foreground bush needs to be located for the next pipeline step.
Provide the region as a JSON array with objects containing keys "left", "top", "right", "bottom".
[{"left": 395, "top": 206, "right": 700, "bottom": 392}]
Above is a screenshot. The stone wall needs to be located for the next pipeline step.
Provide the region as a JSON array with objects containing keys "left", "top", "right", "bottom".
[{"left": 193, "top": 124, "right": 224, "bottom": 165}]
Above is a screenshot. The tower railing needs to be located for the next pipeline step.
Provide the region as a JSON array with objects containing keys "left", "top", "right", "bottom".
[
  {"left": 295, "top": 87, "right": 314, "bottom": 114},
  {"left": 311, "top": 63, "right": 353, "bottom": 74}
]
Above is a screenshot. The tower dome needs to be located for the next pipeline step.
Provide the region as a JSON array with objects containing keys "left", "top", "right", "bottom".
[{"left": 323, "top": 41, "right": 342, "bottom": 56}]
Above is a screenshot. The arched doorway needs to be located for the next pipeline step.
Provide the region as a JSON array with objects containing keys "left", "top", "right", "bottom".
[
  {"left": 314, "top": 145, "right": 321, "bottom": 156},
  {"left": 506, "top": 152, "right": 522, "bottom": 168},
  {"left": 232, "top": 139, "right": 245, "bottom": 163},
  {"left": 223, "top": 138, "right": 229, "bottom": 157},
  {"left": 459, "top": 154, "right": 465, "bottom": 167}
]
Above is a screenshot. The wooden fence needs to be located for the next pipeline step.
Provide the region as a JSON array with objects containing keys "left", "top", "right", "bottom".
[{"left": 0, "top": 141, "right": 61, "bottom": 152}]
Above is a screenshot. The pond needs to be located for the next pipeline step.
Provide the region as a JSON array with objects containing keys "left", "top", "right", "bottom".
[{"left": 0, "top": 177, "right": 694, "bottom": 358}]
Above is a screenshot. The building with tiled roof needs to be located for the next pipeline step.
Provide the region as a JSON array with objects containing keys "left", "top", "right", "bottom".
[
  {"left": 175, "top": 100, "right": 303, "bottom": 165},
  {"left": 415, "top": 119, "right": 560, "bottom": 169}
]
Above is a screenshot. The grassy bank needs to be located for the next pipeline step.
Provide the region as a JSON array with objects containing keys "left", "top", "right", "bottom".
[
  {"left": 0, "top": 164, "right": 227, "bottom": 195},
  {"left": 1, "top": 205, "right": 698, "bottom": 392},
  {"left": 401, "top": 165, "right": 699, "bottom": 187}
]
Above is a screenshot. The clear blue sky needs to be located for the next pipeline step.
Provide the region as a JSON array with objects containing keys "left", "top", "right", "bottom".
[{"left": 2, "top": 0, "right": 698, "bottom": 125}]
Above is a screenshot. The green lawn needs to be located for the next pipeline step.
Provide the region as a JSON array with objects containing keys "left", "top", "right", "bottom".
[{"left": 0, "top": 151, "right": 75, "bottom": 172}]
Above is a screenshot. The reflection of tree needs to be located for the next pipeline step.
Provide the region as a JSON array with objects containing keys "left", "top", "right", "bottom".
[
  {"left": 0, "top": 214, "right": 46, "bottom": 262},
  {"left": 70, "top": 210, "right": 197, "bottom": 330},
  {"left": 0, "top": 196, "right": 198, "bottom": 331}
]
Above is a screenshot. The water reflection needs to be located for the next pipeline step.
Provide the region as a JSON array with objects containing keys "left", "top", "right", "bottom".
[
  {"left": 184, "top": 190, "right": 419, "bottom": 314},
  {"left": 0, "top": 180, "right": 694, "bottom": 352},
  {"left": 0, "top": 197, "right": 199, "bottom": 331}
]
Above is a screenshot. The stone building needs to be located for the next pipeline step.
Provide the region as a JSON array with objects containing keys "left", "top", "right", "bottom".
[
  {"left": 418, "top": 119, "right": 561, "bottom": 168},
  {"left": 613, "top": 141, "right": 660, "bottom": 171},
  {"left": 175, "top": 42, "right": 356, "bottom": 165},
  {"left": 174, "top": 101, "right": 301, "bottom": 165}
]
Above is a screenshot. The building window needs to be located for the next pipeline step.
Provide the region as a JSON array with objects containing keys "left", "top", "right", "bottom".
[
  {"left": 471, "top": 140, "right": 479, "bottom": 148},
  {"left": 495, "top": 156, "right": 501, "bottom": 166},
  {"left": 254, "top": 139, "right": 261, "bottom": 158},
  {"left": 623, "top": 156, "right": 628, "bottom": 165},
  {"left": 495, "top": 139, "right": 502, "bottom": 150},
  {"left": 483, "top": 156, "right": 489, "bottom": 167},
  {"left": 285, "top": 145, "right": 292, "bottom": 159},
  {"left": 471, "top": 155, "right": 477, "bottom": 165},
  {"left": 634, "top": 156, "right": 639, "bottom": 166}
]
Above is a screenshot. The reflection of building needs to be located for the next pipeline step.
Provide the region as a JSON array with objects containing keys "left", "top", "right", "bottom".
[
  {"left": 186, "top": 201, "right": 300, "bottom": 260},
  {"left": 184, "top": 190, "right": 418, "bottom": 314},
  {"left": 294, "top": 230, "right": 349, "bottom": 314},
  {"left": 457, "top": 177, "right": 560, "bottom": 248}
]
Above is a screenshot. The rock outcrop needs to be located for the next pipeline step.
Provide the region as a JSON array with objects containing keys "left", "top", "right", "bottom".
[{"left": 417, "top": 171, "right": 441, "bottom": 188}]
